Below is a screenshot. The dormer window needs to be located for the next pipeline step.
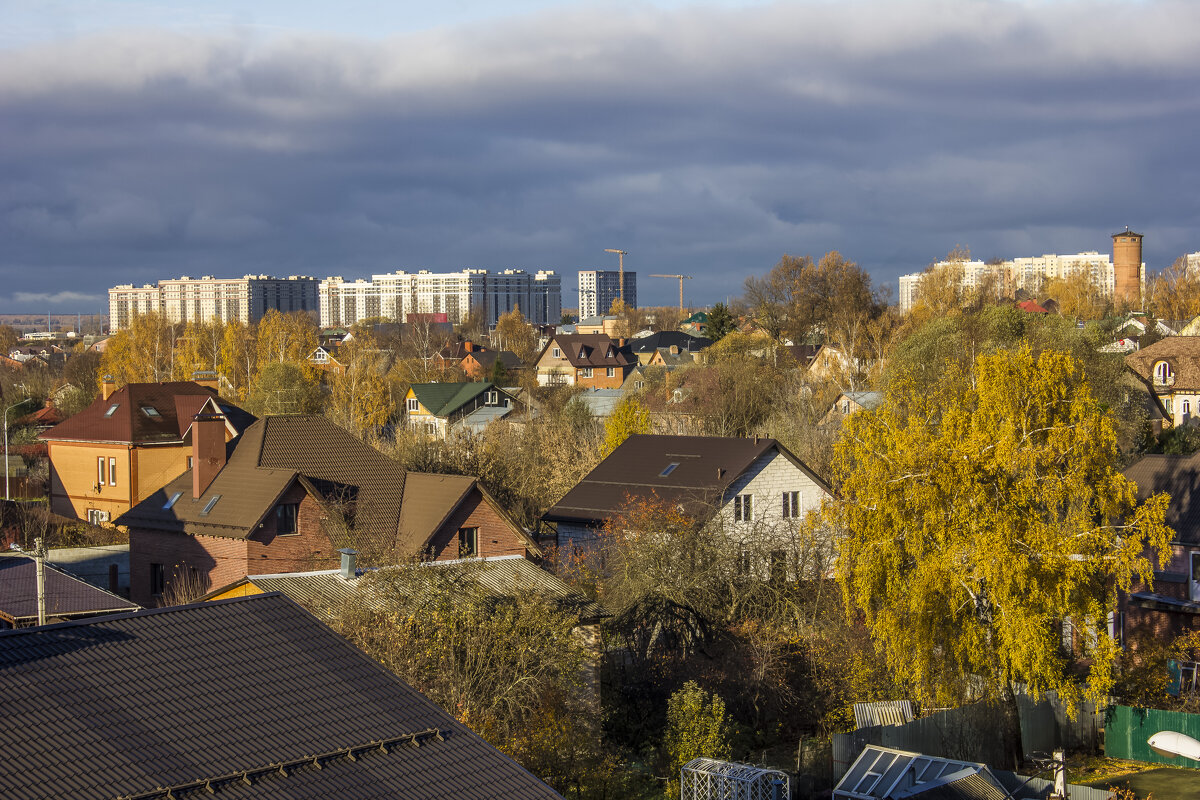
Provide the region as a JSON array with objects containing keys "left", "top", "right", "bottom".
[{"left": 1155, "top": 360, "right": 1174, "bottom": 385}]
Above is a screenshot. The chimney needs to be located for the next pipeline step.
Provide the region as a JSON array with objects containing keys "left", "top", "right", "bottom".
[
  {"left": 191, "top": 370, "right": 219, "bottom": 392},
  {"left": 618, "top": 338, "right": 626, "bottom": 347},
  {"left": 101, "top": 375, "right": 116, "bottom": 402},
  {"left": 717, "top": 467, "right": 725, "bottom": 479},
  {"left": 670, "top": 345, "right": 679, "bottom": 355},
  {"left": 191, "top": 412, "right": 227, "bottom": 498},
  {"left": 464, "top": 340, "right": 474, "bottom": 352},
  {"left": 338, "top": 548, "right": 358, "bottom": 579}
]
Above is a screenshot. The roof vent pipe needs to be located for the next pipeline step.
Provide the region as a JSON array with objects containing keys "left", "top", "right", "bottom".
[{"left": 338, "top": 548, "right": 358, "bottom": 580}]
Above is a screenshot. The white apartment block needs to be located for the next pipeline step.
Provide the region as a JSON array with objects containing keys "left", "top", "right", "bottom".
[
  {"left": 898, "top": 251, "right": 1142, "bottom": 313},
  {"left": 1186, "top": 252, "right": 1200, "bottom": 275},
  {"left": 108, "top": 275, "right": 317, "bottom": 330},
  {"left": 577, "top": 270, "right": 637, "bottom": 318},
  {"left": 318, "top": 269, "right": 561, "bottom": 328}
]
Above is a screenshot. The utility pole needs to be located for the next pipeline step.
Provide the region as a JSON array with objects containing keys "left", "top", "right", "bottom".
[
  {"left": 650, "top": 274, "right": 694, "bottom": 314},
  {"left": 9, "top": 537, "right": 47, "bottom": 625},
  {"left": 604, "top": 249, "right": 628, "bottom": 307}
]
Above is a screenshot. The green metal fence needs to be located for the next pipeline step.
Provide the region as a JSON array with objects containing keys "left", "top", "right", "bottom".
[{"left": 1105, "top": 705, "right": 1200, "bottom": 767}]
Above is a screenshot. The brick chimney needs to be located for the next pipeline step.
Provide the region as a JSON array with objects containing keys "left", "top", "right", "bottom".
[
  {"left": 191, "top": 412, "right": 227, "bottom": 498},
  {"left": 464, "top": 340, "right": 474, "bottom": 353},
  {"left": 101, "top": 375, "right": 116, "bottom": 402},
  {"left": 191, "top": 371, "right": 220, "bottom": 392}
]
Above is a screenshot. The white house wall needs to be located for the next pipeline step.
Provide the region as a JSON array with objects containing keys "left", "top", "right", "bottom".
[{"left": 720, "top": 449, "right": 828, "bottom": 531}]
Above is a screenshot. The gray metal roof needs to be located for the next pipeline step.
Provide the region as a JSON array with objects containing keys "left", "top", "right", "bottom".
[
  {"left": 0, "top": 593, "right": 564, "bottom": 800},
  {"left": 853, "top": 700, "right": 915, "bottom": 729},
  {"left": 835, "top": 747, "right": 1010, "bottom": 800},
  {"left": 0, "top": 555, "right": 138, "bottom": 625}
]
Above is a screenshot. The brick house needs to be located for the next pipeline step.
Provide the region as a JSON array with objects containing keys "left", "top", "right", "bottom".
[
  {"left": 1120, "top": 451, "right": 1200, "bottom": 644},
  {"left": 119, "top": 414, "right": 539, "bottom": 606},
  {"left": 534, "top": 334, "right": 635, "bottom": 389},
  {"left": 461, "top": 349, "right": 524, "bottom": 381},
  {"left": 542, "top": 434, "right": 831, "bottom": 568},
  {"left": 39, "top": 377, "right": 255, "bottom": 525}
]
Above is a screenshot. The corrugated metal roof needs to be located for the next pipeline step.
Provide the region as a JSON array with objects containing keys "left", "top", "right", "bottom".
[
  {"left": 0, "top": 555, "right": 138, "bottom": 624},
  {"left": 0, "top": 594, "right": 564, "bottom": 800},
  {"left": 853, "top": 700, "right": 915, "bottom": 729},
  {"left": 835, "top": 747, "right": 1011, "bottom": 800}
]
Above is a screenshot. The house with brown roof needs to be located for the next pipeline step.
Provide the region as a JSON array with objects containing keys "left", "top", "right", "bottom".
[
  {"left": 0, "top": 554, "right": 139, "bottom": 628},
  {"left": 39, "top": 378, "right": 255, "bottom": 525},
  {"left": 534, "top": 333, "right": 635, "bottom": 389},
  {"left": 1120, "top": 451, "right": 1200, "bottom": 643},
  {"left": 1126, "top": 337, "right": 1200, "bottom": 428},
  {"left": 118, "top": 414, "right": 539, "bottom": 607},
  {"left": 461, "top": 348, "right": 524, "bottom": 381},
  {"left": 542, "top": 434, "right": 831, "bottom": 567}
]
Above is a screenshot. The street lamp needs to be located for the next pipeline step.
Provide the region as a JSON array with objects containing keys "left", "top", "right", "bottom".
[
  {"left": 4, "top": 396, "right": 36, "bottom": 501},
  {"left": 1148, "top": 730, "right": 1200, "bottom": 761}
]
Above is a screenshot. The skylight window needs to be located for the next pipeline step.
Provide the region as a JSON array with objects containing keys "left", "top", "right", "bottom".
[
  {"left": 141, "top": 406, "right": 161, "bottom": 418},
  {"left": 104, "top": 404, "right": 119, "bottom": 417},
  {"left": 199, "top": 494, "right": 222, "bottom": 515},
  {"left": 660, "top": 463, "right": 680, "bottom": 477},
  {"left": 163, "top": 491, "right": 183, "bottom": 510}
]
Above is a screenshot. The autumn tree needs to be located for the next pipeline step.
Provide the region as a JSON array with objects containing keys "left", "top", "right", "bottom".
[
  {"left": 826, "top": 345, "right": 1171, "bottom": 722},
  {"left": 246, "top": 362, "right": 322, "bottom": 416},
  {"left": 492, "top": 305, "right": 539, "bottom": 364},
  {"left": 0, "top": 325, "right": 18, "bottom": 354},
  {"left": 327, "top": 334, "right": 394, "bottom": 435},
  {"left": 1041, "top": 271, "right": 1113, "bottom": 320},
  {"left": 219, "top": 318, "right": 257, "bottom": 400},
  {"left": 99, "top": 312, "right": 177, "bottom": 385},
  {"left": 743, "top": 251, "right": 878, "bottom": 343},
  {"left": 173, "top": 318, "right": 226, "bottom": 381},
  {"left": 601, "top": 396, "right": 651, "bottom": 457},
  {"left": 255, "top": 310, "right": 318, "bottom": 372},
  {"left": 1146, "top": 254, "right": 1200, "bottom": 321},
  {"left": 664, "top": 682, "right": 731, "bottom": 797}
]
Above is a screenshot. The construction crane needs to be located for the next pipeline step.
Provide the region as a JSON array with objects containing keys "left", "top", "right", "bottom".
[
  {"left": 650, "top": 274, "right": 694, "bottom": 313},
  {"left": 604, "top": 248, "right": 628, "bottom": 306}
]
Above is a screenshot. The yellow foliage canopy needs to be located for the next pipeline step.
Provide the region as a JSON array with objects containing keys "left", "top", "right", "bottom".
[{"left": 826, "top": 345, "right": 1171, "bottom": 707}]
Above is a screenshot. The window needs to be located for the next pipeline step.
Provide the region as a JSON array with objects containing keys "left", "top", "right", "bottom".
[
  {"left": 276, "top": 503, "right": 299, "bottom": 535},
  {"left": 141, "top": 406, "right": 161, "bottom": 418},
  {"left": 97, "top": 457, "right": 106, "bottom": 486},
  {"left": 187, "top": 456, "right": 194, "bottom": 470},
  {"left": 87, "top": 509, "right": 110, "bottom": 525},
  {"left": 737, "top": 548, "right": 752, "bottom": 576},
  {"left": 458, "top": 527, "right": 478, "bottom": 558},
  {"left": 486, "top": 391, "right": 499, "bottom": 405},
  {"left": 104, "top": 403, "right": 119, "bottom": 417},
  {"left": 1192, "top": 552, "right": 1200, "bottom": 603},
  {"left": 842, "top": 400, "right": 850, "bottom": 414},
  {"left": 109, "top": 457, "right": 117, "bottom": 486},
  {"left": 733, "top": 494, "right": 752, "bottom": 522},
  {"left": 660, "top": 463, "right": 680, "bottom": 477},
  {"left": 635, "top": 380, "right": 644, "bottom": 389},
  {"left": 150, "top": 563, "right": 164, "bottom": 596},
  {"left": 1155, "top": 361, "right": 1174, "bottom": 385},
  {"left": 407, "top": 398, "right": 419, "bottom": 413},
  {"left": 163, "top": 491, "right": 183, "bottom": 510},
  {"left": 782, "top": 491, "right": 801, "bottom": 518},
  {"left": 552, "top": 347, "right": 561, "bottom": 358},
  {"left": 1167, "top": 398, "right": 1174, "bottom": 414},
  {"left": 580, "top": 367, "right": 593, "bottom": 378},
  {"left": 1187, "top": 400, "right": 1193, "bottom": 418},
  {"left": 200, "top": 494, "right": 221, "bottom": 515},
  {"left": 606, "top": 367, "right": 615, "bottom": 377}
]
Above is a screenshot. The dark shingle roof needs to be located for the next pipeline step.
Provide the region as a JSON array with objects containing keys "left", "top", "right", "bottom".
[
  {"left": 0, "top": 594, "right": 563, "bottom": 800},
  {"left": 542, "top": 434, "right": 830, "bottom": 525},
  {"left": 548, "top": 334, "right": 633, "bottom": 368},
  {"left": 1124, "top": 451, "right": 1200, "bottom": 544},
  {"left": 40, "top": 381, "right": 254, "bottom": 444},
  {"left": 0, "top": 555, "right": 138, "bottom": 624},
  {"left": 627, "top": 331, "right": 712, "bottom": 354}
]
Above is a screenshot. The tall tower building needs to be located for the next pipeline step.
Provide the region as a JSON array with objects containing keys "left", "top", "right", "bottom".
[
  {"left": 577, "top": 270, "right": 637, "bottom": 318},
  {"left": 1112, "top": 228, "right": 1144, "bottom": 308}
]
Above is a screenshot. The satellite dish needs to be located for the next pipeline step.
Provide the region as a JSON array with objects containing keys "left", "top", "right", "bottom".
[{"left": 1148, "top": 731, "right": 1200, "bottom": 761}]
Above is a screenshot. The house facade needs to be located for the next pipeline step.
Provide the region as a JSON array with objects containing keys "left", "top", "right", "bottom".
[
  {"left": 119, "top": 415, "right": 538, "bottom": 606},
  {"left": 39, "top": 378, "right": 254, "bottom": 525},
  {"left": 404, "top": 382, "right": 518, "bottom": 438},
  {"left": 542, "top": 434, "right": 831, "bottom": 569},
  {"left": 534, "top": 334, "right": 635, "bottom": 389},
  {"left": 1126, "top": 337, "right": 1200, "bottom": 428}
]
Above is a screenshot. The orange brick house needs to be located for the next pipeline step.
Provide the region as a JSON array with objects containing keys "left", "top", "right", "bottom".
[
  {"left": 118, "top": 414, "right": 540, "bottom": 606},
  {"left": 534, "top": 334, "right": 635, "bottom": 389},
  {"left": 39, "top": 378, "right": 254, "bottom": 525}
]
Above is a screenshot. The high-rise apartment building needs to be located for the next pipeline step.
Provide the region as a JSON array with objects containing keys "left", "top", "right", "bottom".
[
  {"left": 897, "top": 243, "right": 1145, "bottom": 313},
  {"left": 318, "top": 269, "right": 561, "bottom": 328},
  {"left": 109, "top": 275, "right": 318, "bottom": 330},
  {"left": 577, "top": 270, "right": 637, "bottom": 318}
]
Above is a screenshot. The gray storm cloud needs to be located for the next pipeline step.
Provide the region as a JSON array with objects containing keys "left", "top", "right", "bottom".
[{"left": 2, "top": 1, "right": 1199, "bottom": 311}]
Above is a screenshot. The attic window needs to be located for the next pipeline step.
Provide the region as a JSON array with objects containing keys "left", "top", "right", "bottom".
[
  {"left": 163, "top": 491, "right": 182, "bottom": 510},
  {"left": 660, "top": 463, "right": 680, "bottom": 477},
  {"left": 199, "top": 494, "right": 222, "bottom": 516},
  {"left": 141, "top": 406, "right": 161, "bottom": 418},
  {"left": 104, "top": 403, "right": 119, "bottom": 417},
  {"left": 1155, "top": 361, "right": 1174, "bottom": 385}
]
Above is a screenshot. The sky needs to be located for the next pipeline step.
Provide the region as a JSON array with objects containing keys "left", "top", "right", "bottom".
[{"left": 2, "top": 0, "right": 1198, "bottom": 313}]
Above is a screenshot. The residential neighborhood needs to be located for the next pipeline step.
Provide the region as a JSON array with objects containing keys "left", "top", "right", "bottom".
[{"left": 5, "top": 1, "right": 1200, "bottom": 796}]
